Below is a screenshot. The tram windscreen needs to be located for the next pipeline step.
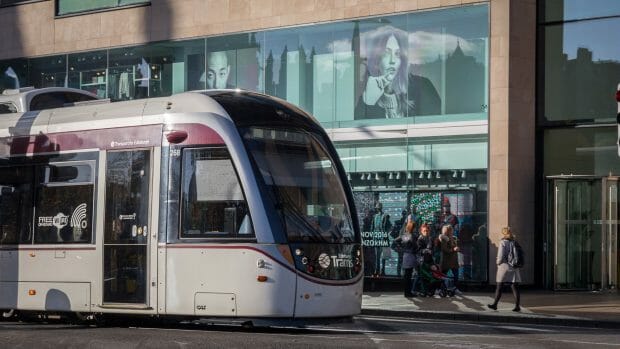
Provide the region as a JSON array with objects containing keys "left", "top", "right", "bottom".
[{"left": 241, "top": 127, "right": 355, "bottom": 243}]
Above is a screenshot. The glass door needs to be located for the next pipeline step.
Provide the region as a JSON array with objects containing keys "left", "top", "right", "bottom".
[
  {"left": 103, "top": 149, "right": 151, "bottom": 304},
  {"left": 602, "top": 177, "right": 619, "bottom": 290},
  {"left": 552, "top": 179, "right": 602, "bottom": 290}
]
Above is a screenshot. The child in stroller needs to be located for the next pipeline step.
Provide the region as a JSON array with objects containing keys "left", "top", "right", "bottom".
[{"left": 417, "top": 249, "right": 456, "bottom": 297}]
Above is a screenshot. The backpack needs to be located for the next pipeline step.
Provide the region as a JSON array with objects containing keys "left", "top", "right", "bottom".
[{"left": 507, "top": 240, "right": 524, "bottom": 268}]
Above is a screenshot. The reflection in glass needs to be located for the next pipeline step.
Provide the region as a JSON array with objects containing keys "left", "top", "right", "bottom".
[
  {"left": 543, "top": 0, "right": 620, "bottom": 23},
  {"left": 241, "top": 127, "right": 355, "bottom": 243},
  {"left": 265, "top": 24, "right": 336, "bottom": 123},
  {"left": 104, "top": 149, "right": 150, "bottom": 304},
  {"left": 104, "top": 150, "right": 150, "bottom": 244},
  {"left": 544, "top": 18, "right": 620, "bottom": 123}
]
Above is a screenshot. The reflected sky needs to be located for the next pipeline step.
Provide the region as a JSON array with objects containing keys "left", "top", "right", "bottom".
[{"left": 558, "top": 17, "right": 620, "bottom": 61}]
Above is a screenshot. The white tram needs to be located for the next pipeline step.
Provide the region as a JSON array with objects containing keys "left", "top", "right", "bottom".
[{"left": 0, "top": 90, "right": 362, "bottom": 321}]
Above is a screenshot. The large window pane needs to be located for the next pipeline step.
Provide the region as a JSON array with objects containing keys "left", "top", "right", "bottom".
[
  {"left": 180, "top": 147, "right": 253, "bottom": 239},
  {"left": 104, "top": 150, "right": 150, "bottom": 244},
  {"left": 108, "top": 39, "right": 204, "bottom": 101},
  {"left": 265, "top": 25, "right": 335, "bottom": 124},
  {"left": 544, "top": 126, "right": 620, "bottom": 176},
  {"left": 543, "top": 18, "right": 620, "bottom": 123},
  {"left": 68, "top": 50, "right": 108, "bottom": 98},
  {"left": 205, "top": 33, "right": 263, "bottom": 92},
  {"left": 407, "top": 6, "right": 489, "bottom": 123},
  {"left": 543, "top": 0, "right": 620, "bottom": 23},
  {"left": 34, "top": 162, "right": 95, "bottom": 244},
  {"left": 337, "top": 136, "right": 488, "bottom": 282},
  {"left": 0, "top": 58, "right": 28, "bottom": 93},
  {"left": 57, "top": 0, "right": 149, "bottom": 16},
  {"left": 28, "top": 55, "right": 67, "bottom": 89}
]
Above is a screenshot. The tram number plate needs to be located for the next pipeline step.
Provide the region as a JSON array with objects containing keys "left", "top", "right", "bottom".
[{"left": 170, "top": 148, "right": 181, "bottom": 157}]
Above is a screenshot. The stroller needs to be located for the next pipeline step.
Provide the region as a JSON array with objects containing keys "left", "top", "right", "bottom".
[{"left": 417, "top": 250, "right": 456, "bottom": 297}]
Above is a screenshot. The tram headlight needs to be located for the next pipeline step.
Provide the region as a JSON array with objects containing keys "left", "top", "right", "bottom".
[
  {"left": 295, "top": 248, "right": 304, "bottom": 256},
  {"left": 301, "top": 256, "right": 308, "bottom": 265}
]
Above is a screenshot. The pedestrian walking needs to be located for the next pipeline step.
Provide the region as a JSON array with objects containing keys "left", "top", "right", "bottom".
[{"left": 487, "top": 227, "right": 522, "bottom": 312}]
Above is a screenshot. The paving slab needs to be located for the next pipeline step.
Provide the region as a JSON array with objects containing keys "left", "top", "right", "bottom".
[{"left": 361, "top": 291, "right": 620, "bottom": 328}]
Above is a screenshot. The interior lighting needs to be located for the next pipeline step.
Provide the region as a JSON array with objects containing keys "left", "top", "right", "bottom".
[
  {"left": 452, "top": 170, "right": 458, "bottom": 178},
  {"left": 374, "top": 173, "right": 380, "bottom": 181},
  {"left": 388, "top": 172, "right": 394, "bottom": 180},
  {"left": 427, "top": 171, "right": 432, "bottom": 179},
  {"left": 435, "top": 171, "right": 441, "bottom": 179},
  {"left": 396, "top": 172, "right": 401, "bottom": 180},
  {"left": 418, "top": 172, "right": 424, "bottom": 179},
  {"left": 461, "top": 170, "right": 467, "bottom": 179},
  {"left": 360, "top": 173, "right": 365, "bottom": 180}
]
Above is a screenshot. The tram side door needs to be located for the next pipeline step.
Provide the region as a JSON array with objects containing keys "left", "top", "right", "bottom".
[{"left": 103, "top": 149, "right": 152, "bottom": 305}]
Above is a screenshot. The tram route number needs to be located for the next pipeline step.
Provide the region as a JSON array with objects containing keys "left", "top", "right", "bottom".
[{"left": 170, "top": 148, "right": 181, "bottom": 157}]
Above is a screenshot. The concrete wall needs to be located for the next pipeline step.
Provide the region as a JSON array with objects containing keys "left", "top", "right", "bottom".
[
  {"left": 0, "top": 0, "right": 484, "bottom": 60},
  {"left": 488, "top": 0, "right": 536, "bottom": 284}
]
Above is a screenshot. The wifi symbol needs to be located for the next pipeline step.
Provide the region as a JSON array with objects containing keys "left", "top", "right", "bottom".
[{"left": 71, "top": 203, "right": 88, "bottom": 229}]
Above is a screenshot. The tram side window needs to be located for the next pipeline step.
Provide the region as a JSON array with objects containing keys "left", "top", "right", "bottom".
[
  {"left": 29, "top": 92, "right": 97, "bottom": 111},
  {"left": 34, "top": 163, "right": 94, "bottom": 244},
  {"left": 180, "top": 147, "right": 254, "bottom": 239},
  {"left": 0, "top": 167, "right": 33, "bottom": 245}
]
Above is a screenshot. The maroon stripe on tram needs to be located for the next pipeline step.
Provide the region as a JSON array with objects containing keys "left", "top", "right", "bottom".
[{"left": 0, "top": 122, "right": 226, "bottom": 157}]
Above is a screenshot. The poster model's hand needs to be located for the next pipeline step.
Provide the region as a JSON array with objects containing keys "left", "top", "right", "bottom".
[{"left": 363, "top": 74, "right": 392, "bottom": 106}]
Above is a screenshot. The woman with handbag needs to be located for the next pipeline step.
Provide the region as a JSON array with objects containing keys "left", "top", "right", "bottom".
[{"left": 487, "top": 227, "right": 522, "bottom": 312}]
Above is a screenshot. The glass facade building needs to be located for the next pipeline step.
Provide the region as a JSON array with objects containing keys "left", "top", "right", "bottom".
[
  {"left": 539, "top": 0, "right": 620, "bottom": 290},
  {"left": 0, "top": 3, "right": 490, "bottom": 284}
]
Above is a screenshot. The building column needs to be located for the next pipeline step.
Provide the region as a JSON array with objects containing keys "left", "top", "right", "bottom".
[{"left": 488, "top": 0, "right": 536, "bottom": 284}]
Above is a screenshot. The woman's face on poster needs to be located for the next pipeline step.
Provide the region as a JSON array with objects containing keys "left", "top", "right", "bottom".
[{"left": 380, "top": 35, "right": 401, "bottom": 81}]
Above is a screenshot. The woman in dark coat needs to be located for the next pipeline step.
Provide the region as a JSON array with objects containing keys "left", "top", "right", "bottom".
[
  {"left": 439, "top": 224, "right": 459, "bottom": 287},
  {"left": 395, "top": 221, "right": 417, "bottom": 297}
]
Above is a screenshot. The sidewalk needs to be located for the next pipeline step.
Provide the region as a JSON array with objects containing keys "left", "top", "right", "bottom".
[{"left": 361, "top": 290, "right": 620, "bottom": 328}]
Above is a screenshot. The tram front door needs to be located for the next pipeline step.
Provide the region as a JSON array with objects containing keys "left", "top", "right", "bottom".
[
  {"left": 103, "top": 149, "right": 151, "bottom": 304},
  {"left": 549, "top": 177, "right": 619, "bottom": 291}
]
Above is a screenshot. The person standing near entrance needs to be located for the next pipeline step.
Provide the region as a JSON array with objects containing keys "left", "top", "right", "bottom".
[{"left": 488, "top": 227, "right": 522, "bottom": 312}]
